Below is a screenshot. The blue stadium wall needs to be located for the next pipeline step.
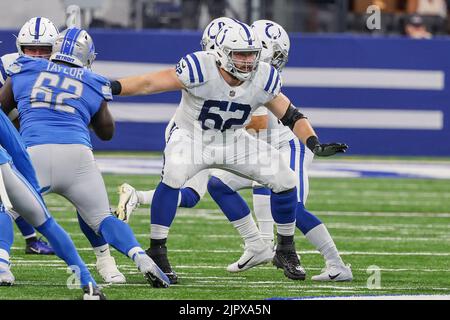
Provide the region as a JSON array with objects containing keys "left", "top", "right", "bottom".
[{"left": 1, "top": 29, "right": 449, "bottom": 156}]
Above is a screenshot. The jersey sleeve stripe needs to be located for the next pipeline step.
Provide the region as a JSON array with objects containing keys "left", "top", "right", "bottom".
[
  {"left": 188, "top": 53, "right": 204, "bottom": 83},
  {"left": 264, "top": 66, "right": 275, "bottom": 92},
  {"left": 0, "top": 63, "right": 7, "bottom": 86},
  {"left": 270, "top": 71, "right": 280, "bottom": 94},
  {"left": 183, "top": 56, "right": 195, "bottom": 84}
]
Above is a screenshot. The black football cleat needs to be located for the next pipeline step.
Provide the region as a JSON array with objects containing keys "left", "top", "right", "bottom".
[
  {"left": 146, "top": 243, "right": 178, "bottom": 284},
  {"left": 273, "top": 238, "right": 306, "bottom": 280}
]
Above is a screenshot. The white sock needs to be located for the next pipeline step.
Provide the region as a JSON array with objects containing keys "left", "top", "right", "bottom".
[
  {"left": 23, "top": 233, "right": 37, "bottom": 240},
  {"left": 253, "top": 194, "right": 274, "bottom": 242},
  {"left": 150, "top": 224, "right": 170, "bottom": 240},
  {"left": 127, "top": 246, "right": 145, "bottom": 262},
  {"left": 231, "top": 214, "right": 264, "bottom": 246},
  {"left": 138, "top": 190, "right": 182, "bottom": 207},
  {"left": 276, "top": 222, "right": 296, "bottom": 236},
  {"left": 137, "top": 190, "right": 155, "bottom": 205},
  {"left": 0, "top": 249, "right": 10, "bottom": 268},
  {"left": 306, "top": 224, "right": 344, "bottom": 266},
  {"left": 93, "top": 244, "right": 111, "bottom": 259}
]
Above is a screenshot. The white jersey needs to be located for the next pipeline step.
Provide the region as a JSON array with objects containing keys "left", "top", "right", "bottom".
[
  {"left": 173, "top": 51, "right": 282, "bottom": 136},
  {"left": 0, "top": 53, "right": 19, "bottom": 87},
  {"left": 253, "top": 106, "right": 296, "bottom": 149}
]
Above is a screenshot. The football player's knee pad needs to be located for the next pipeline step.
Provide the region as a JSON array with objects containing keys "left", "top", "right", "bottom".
[
  {"left": 85, "top": 213, "right": 111, "bottom": 234},
  {"left": 270, "top": 168, "right": 297, "bottom": 194},
  {"left": 161, "top": 163, "right": 190, "bottom": 189},
  {"left": 207, "top": 176, "right": 233, "bottom": 197},
  {"left": 179, "top": 188, "right": 201, "bottom": 208},
  {"left": 183, "top": 170, "right": 209, "bottom": 198},
  {"left": 162, "top": 173, "right": 188, "bottom": 189}
]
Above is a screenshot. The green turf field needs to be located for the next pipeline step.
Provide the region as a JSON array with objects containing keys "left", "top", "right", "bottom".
[{"left": 1, "top": 174, "right": 449, "bottom": 300}]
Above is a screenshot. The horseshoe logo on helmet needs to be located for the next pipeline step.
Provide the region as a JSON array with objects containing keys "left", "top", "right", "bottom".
[{"left": 265, "top": 22, "right": 281, "bottom": 40}]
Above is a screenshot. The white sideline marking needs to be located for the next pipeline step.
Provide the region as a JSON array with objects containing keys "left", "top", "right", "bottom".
[
  {"left": 93, "top": 156, "right": 450, "bottom": 179},
  {"left": 107, "top": 103, "right": 444, "bottom": 130}
]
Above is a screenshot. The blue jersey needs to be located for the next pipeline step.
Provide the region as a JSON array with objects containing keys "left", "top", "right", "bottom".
[
  {"left": 6, "top": 56, "right": 112, "bottom": 148},
  {"left": 0, "top": 110, "right": 41, "bottom": 193}
]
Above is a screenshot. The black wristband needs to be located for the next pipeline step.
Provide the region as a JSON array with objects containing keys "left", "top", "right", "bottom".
[
  {"left": 110, "top": 80, "right": 122, "bottom": 95},
  {"left": 306, "top": 136, "right": 320, "bottom": 152}
]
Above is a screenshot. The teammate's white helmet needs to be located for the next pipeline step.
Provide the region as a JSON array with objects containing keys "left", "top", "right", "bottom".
[
  {"left": 214, "top": 21, "right": 262, "bottom": 81},
  {"left": 201, "top": 17, "right": 235, "bottom": 51},
  {"left": 16, "top": 17, "right": 59, "bottom": 58},
  {"left": 251, "top": 20, "right": 290, "bottom": 71},
  {"left": 50, "top": 28, "right": 96, "bottom": 68}
]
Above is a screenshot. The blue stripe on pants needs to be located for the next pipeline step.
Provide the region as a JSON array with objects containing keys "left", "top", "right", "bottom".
[{"left": 299, "top": 142, "right": 305, "bottom": 204}]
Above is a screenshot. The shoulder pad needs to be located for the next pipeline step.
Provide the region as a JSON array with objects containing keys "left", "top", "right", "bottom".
[
  {"left": 254, "top": 62, "right": 282, "bottom": 96},
  {"left": 176, "top": 51, "right": 214, "bottom": 88}
]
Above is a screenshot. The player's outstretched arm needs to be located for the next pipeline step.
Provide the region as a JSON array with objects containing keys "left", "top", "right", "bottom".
[
  {"left": 112, "top": 69, "right": 185, "bottom": 96},
  {"left": 265, "top": 93, "right": 348, "bottom": 157}
]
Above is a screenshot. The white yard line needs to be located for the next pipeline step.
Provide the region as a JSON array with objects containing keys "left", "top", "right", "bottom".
[{"left": 11, "top": 247, "right": 450, "bottom": 256}]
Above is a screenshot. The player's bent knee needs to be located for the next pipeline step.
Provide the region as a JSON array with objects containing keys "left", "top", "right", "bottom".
[
  {"left": 179, "top": 188, "right": 200, "bottom": 208},
  {"left": 161, "top": 168, "right": 189, "bottom": 189},
  {"left": 207, "top": 176, "right": 233, "bottom": 197},
  {"left": 271, "top": 169, "right": 297, "bottom": 194},
  {"left": 86, "top": 214, "right": 111, "bottom": 234}
]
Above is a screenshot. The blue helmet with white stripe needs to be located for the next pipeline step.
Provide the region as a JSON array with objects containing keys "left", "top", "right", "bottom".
[
  {"left": 50, "top": 28, "right": 96, "bottom": 68},
  {"left": 16, "top": 17, "right": 59, "bottom": 58},
  {"left": 214, "top": 20, "right": 262, "bottom": 81}
]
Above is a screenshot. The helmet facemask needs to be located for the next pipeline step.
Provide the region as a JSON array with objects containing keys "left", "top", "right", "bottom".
[
  {"left": 271, "top": 43, "right": 288, "bottom": 71},
  {"left": 223, "top": 47, "right": 261, "bottom": 81},
  {"left": 20, "top": 45, "right": 53, "bottom": 59}
]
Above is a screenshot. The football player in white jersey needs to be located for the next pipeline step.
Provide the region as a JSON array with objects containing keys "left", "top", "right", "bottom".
[
  {"left": 0, "top": 17, "right": 125, "bottom": 284},
  {"left": 111, "top": 20, "right": 347, "bottom": 283},
  {"left": 115, "top": 17, "right": 236, "bottom": 221},
  {"left": 208, "top": 20, "right": 352, "bottom": 281}
]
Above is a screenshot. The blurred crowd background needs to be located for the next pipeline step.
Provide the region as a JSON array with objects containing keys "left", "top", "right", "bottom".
[{"left": 0, "top": 0, "right": 448, "bottom": 39}]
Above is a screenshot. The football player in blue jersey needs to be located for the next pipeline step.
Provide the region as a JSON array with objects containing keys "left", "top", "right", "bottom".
[
  {"left": 0, "top": 28, "right": 170, "bottom": 289},
  {"left": 0, "top": 100, "right": 105, "bottom": 299},
  {"left": 0, "top": 17, "right": 125, "bottom": 284}
]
